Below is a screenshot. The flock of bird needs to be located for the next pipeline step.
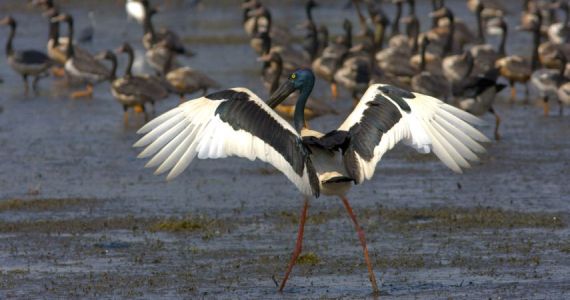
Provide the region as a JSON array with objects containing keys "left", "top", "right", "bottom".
[
  {"left": 1, "top": 0, "right": 219, "bottom": 124},
  {"left": 1, "top": 0, "right": 570, "bottom": 294}
]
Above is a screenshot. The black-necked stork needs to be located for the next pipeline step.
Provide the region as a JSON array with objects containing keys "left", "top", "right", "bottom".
[{"left": 134, "top": 69, "right": 488, "bottom": 293}]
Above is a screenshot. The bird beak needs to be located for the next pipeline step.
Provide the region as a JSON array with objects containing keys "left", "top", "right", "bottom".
[{"left": 267, "top": 80, "right": 296, "bottom": 108}]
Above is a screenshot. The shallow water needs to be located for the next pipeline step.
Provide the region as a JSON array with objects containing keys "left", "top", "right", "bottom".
[{"left": 0, "top": 0, "right": 569, "bottom": 298}]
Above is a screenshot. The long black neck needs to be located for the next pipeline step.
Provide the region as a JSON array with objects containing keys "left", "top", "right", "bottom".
[
  {"left": 5, "top": 22, "right": 15, "bottom": 57},
  {"left": 65, "top": 19, "right": 74, "bottom": 58},
  {"left": 163, "top": 50, "right": 174, "bottom": 74},
  {"left": 443, "top": 12, "right": 454, "bottom": 56},
  {"left": 476, "top": 7, "right": 485, "bottom": 43},
  {"left": 143, "top": 13, "right": 156, "bottom": 42},
  {"left": 108, "top": 54, "right": 117, "bottom": 80},
  {"left": 391, "top": 2, "right": 402, "bottom": 37},
  {"left": 431, "top": 0, "right": 440, "bottom": 28},
  {"left": 563, "top": 5, "right": 570, "bottom": 28},
  {"left": 125, "top": 48, "right": 134, "bottom": 76},
  {"left": 498, "top": 23, "right": 507, "bottom": 57},
  {"left": 269, "top": 55, "right": 283, "bottom": 94},
  {"left": 48, "top": 20, "right": 60, "bottom": 47},
  {"left": 407, "top": 17, "right": 420, "bottom": 53},
  {"left": 344, "top": 23, "right": 352, "bottom": 49},
  {"left": 305, "top": 3, "right": 314, "bottom": 22},
  {"left": 531, "top": 17, "right": 542, "bottom": 71},
  {"left": 420, "top": 40, "right": 427, "bottom": 71},
  {"left": 409, "top": 0, "right": 416, "bottom": 15},
  {"left": 294, "top": 82, "right": 312, "bottom": 132}
]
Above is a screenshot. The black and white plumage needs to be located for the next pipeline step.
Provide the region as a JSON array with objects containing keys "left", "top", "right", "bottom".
[
  {"left": 135, "top": 73, "right": 488, "bottom": 196},
  {"left": 135, "top": 88, "right": 320, "bottom": 196},
  {"left": 134, "top": 69, "right": 488, "bottom": 293}
]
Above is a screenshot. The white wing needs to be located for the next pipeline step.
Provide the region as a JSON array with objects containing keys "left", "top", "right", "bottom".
[
  {"left": 134, "top": 88, "right": 320, "bottom": 196},
  {"left": 338, "top": 84, "right": 489, "bottom": 184}
]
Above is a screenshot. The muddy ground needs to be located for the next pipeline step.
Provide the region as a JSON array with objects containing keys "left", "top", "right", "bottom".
[{"left": 0, "top": 0, "right": 569, "bottom": 299}]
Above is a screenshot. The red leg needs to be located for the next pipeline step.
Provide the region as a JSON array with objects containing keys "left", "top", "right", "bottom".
[
  {"left": 279, "top": 197, "right": 310, "bottom": 292},
  {"left": 340, "top": 196, "right": 380, "bottom": 294}
]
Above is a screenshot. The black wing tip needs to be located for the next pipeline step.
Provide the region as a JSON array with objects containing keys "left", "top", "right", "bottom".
[{"left": 377, "top": 85, "right": 413, "bottom": 112}]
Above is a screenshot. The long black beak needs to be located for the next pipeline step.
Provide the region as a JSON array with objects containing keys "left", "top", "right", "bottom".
[{"left": 267, "top": 80, "right": 296, "bottom": 108}]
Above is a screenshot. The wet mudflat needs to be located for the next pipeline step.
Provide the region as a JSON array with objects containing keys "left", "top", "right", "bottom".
[{"left": 0, "top": 0, "right": 569, "bottom": 298}]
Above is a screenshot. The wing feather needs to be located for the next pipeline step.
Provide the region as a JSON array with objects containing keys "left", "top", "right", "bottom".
[
  {"left": 339, "top": 84, "right": 489, "bottom": 184},
  {"left": 135, "top": 88, "right": 319, "bottom": 196}
]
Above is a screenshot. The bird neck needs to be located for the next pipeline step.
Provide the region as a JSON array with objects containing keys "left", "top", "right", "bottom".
[
  {"left": 407, "top": 18, "right": 420, "bottom": 53},
  {"left": 49, "top": 21, "right": 60, "bottom": 47},
  {"left": 563, "top": 6, "right": 570, "bottom": 28},
  {"left": 476, "top": 7, "right": 485, "bottom": 43},
  {"left": 125, "top": 48, "right": 134, "bottom": 76},
  {"left": 531, "top": 19, "right": 542, "bottom": 71},
  {"left": 420, "top": 40, "right": 427, "bottom": 71},
  {"left": 305, "top": 3, "right": 313, "bottom": 22},
  {"left": 294, "top": 81, "right": 313, "bottom": 132},
  {"left": 498, "top": 24, "right": 507, "bottom": 57},
  {"left": 108, "top": 55, "right": 117, "bottom": 81},
  {"left": 344, "top": 24, "right": 352, "bottom": 49},
  {"left": 391, "top": 3, "right": 402, "bottom": 37},
  {"left": 65, "top": 19, "right": 75, "bottom": 59},
  {"left": 443, "top": 13, "right": 454, "bottom": 56},
  {"left": 143, "top": 14, "right": 156, "bottom": 40},
  {"left": 409, "top": 0, "right": 416, "bottom": 15},
  {"left": 558, "top": 55, "right": 567, "bottom": 81},
  {"left": 5, "top": 22, "right": 15, "bottom": 57}
]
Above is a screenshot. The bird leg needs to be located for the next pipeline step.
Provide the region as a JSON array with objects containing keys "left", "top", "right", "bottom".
[
  {"left": 509, "top": 81, "right": 516, "bottom": 103},
  {"left": 51, "top": 66, "right": 66, "bottom": 77},
  {"left": 543, "top": 96, "right": 550, "bottom": 116},
  {"left": 278, "top": 197, "right": 309, "bottom": 292},
  {"left": 123, "top": 106, "right": 129, "bottom": 127},
  {"left": 179, "top": 94, "right": 186, "bottom": 104},
  {"left": 524, "top": 84, "right": 530, "bottom": 105},
  {"left": 489, "top": 107, "right": 501, "bottom": 141},
  {"left": 22, "top": 74, "right": 29, "bottom": 95},
  {"left": 331, "top": 83, "right": 338, "bottom": 100},
  {"left": 558, "top": 99, "right": 564, "bottom": 116},
  {"left": 340, "top": 196, "right": 380, "bottom": 294},
  {"left": 70, "top": 83, "right": 94, "bottom": 99}
]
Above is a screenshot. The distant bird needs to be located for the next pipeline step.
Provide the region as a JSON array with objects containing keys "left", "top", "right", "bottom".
[
  {"left": 134, "top": 69, "right": 488, "bottom": 294},
  {"left": 453, "top": 69, "right": 505, "bottom": 140},
  {"left": 126, "top": 0, "right": 148, "bottom": 24},
  {"left": 51, "top": 13, "right": 110, "bottom": 99},
  {"left": 163, "top": 51, "right": 220, "bottom": 102},
  {"left": 115, "top": 43, "right": 169, "bottom": 120},
  {"left": 532, "top": 50, "right": 567, "bottom": 116},
  {"left": 258, "top": 51, "right": 337, "bottom": 120},
  {"left": 547, "top": 1, "right": 569, "bottom": 44},
  {"left": 494, "top": 15, "right": 541, "bottom": 102},
  {"left": 412, "top": 37, "right": 451, "bottom": 100},
  {"left": 0, "top": 16, "right": 52, "bottom": 93},
  {"left": 312, "top": 19, "right": 352, "bottom": 99},
  {"left": 77, "top": 11, "right": 95, "bottom": 44}
]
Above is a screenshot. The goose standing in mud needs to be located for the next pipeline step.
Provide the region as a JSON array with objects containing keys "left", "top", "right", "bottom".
[
  {"left": 134, "top": 69, "right": 488, "bottom": 294},
  {"left": 0, "top": 16, "right": 52, "bottom": 93},
  {"left": 51, "top": 13, "right": 110, "bottom": 99}
]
